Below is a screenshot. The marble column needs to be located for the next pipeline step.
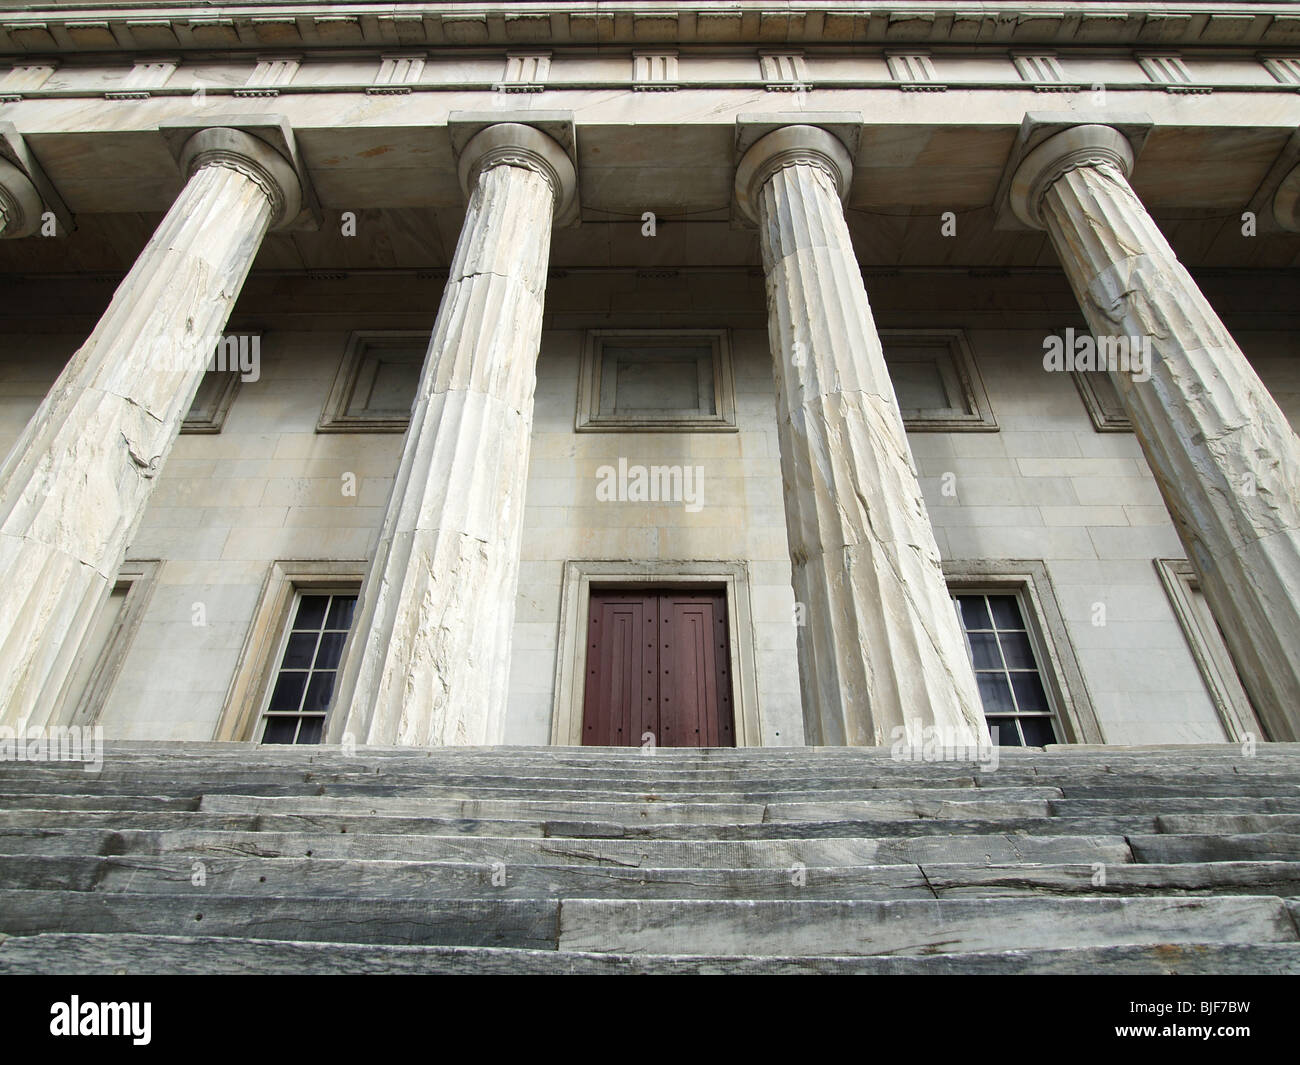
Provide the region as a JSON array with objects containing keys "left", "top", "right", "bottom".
[
  {"left": 1011, "top": 124, "right": 1300, "bottom": 742},
  {"left": 327, "top": 123, "right": 575, "bottom": 747},
  {"left": 735, "top": 125, "right": 987, "bottom": 747},
  {"left": 0, "top": 157, "right": 42, "bottom": 238},
  {"left": 0, "top": 127, "right": 301, "bottom": 730}
]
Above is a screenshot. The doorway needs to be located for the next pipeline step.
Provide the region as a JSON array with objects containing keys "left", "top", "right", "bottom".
[{"left": 581, "top": 588, "right": 736, "bottom": 747}]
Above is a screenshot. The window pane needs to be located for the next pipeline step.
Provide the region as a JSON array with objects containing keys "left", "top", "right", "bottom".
[
  {"left": 998, "top": 630, "right": 1036, "bottom": 670},
  {"left": 296, "top": 717, "right": 325, "bottom": 745},
  {"left": 268, "top": 671, "right": 307, "bottom": 712},
  {"left": 976, "top": 673, "right": 1015, "bottom": 712},
  {"left": 966, "top": 632, "right": 1002, "bottom": 671},
  {"left": 282, "top": 632, "right": 318, "bottom": 670},
  {"left": 294, "top": 595, "right": 329, "bottom": 631},
  {"left": 989, "top": 595, "right": 1024, "bottom": 630},
  {"left": 889, "top": 357, "right": 951, "bottom": 412},
  {"left": 314, "top": 632, "right": 347, "bottom": 670},
  {"left": 325, "top": 596, "right": 357, "bottom": 631},
  {"left": 262, "top": 717, "right": 298, "bottom": 744},
  {"left": 1019, "top": 716, "right": 1057, "bottom": 747},
  {"left": 987, "top": 718, "right": 1022, "bottom": 747},
  {"left": 1011, "top": 672, "right": 1050, "bottom": 712},
  {"left": 302, "top": 671, "right": 337, "bottom": 713},
  {"left": 958, "top": 595, "right": 992, "bottom": 630}
]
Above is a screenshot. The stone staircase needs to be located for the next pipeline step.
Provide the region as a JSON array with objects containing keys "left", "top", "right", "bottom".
[{"left": 1, "top": 741, "right": 1299, "bottom": 973}]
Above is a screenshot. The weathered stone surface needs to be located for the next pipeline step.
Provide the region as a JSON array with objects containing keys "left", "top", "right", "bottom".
[
  {"left": 1129, "top": 833, "right": 1300, "bottom": 864},
  {"left": 3, "top": 745, "right": 1299, "bottom": 972},
  {"left": 0, "top": 890, "right": 558, "bottom": 948},
  {"left": 1011, "top": 123, "right": 1300, "bottom": 741},
  {"left": 327, "top": 124, "right": 574, "bottom": 747},
  {"left": 0, "top": 128, "right": 300, "bottom": 731},
  {"left": 557, "top": 896, "right": 1297, "bottom": 956},
  {"left": 4, "top": 935, "right": 1299, "bottom": 976},
  {"left": 736, "top": 125, "right": 985, "bottom": 748}
]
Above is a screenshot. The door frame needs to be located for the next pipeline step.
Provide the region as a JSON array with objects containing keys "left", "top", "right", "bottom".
[{"left": 551, "top": 560, "right": 762, "bottom": 746}]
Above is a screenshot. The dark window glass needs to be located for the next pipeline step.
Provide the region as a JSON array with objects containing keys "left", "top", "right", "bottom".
[
  {"left": 294, "top": 595, "right": 329, "bottom": 631},
  {"left": 268, "top": 671, "right": 307, "bottom": 712},
  {"left": 262, "top": 592, "right": 357, "bottom": 745},
  {"left": 958, "top": 595, "right": 992, "bottom": 630},
  {"left": 954, "top": 591, "right": 1059, "bottom": 747},
  {"left": 262, "top": 717, "right": 298, "bottom": 744}
]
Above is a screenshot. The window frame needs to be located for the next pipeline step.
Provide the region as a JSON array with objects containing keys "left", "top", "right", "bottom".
[
  {"left": 213, "top": 560, "right": 367, "bottom": 742},
  {"left": 1155, "top": 557, "right": 1266, "bottom": 742},
  {"left": 317, "top": 329, "right": 429, "bottom": 434},
  {"left": 1072, "top": 368, "right": 1133, "bottom": 433},
  {"left": 56, "top": 559, "right": 160, "bottom": 728},
  {"left": 181, "top": 369, "right": 242, "bottom": 435},
  {"left": 944, "top": 560, "right": 1104, "bottom": 744},
  {"left": 257, "top": 587, "right": 360, "bottom": 745},
  {"left": 880, "top": 328, "right": 998, "bottom": 432},
  {"left": 576, "top": 328, "right": 738, "bottom": 433}
]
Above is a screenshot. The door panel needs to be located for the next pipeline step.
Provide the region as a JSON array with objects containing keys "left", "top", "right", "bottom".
[
  {"left": 582, "top": 593, "right": 656, "bottom": 746},
  {"left": 583, "top": 589, "right": 735, "bottom": 748}
]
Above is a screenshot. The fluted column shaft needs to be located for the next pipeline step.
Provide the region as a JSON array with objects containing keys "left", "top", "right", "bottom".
[
  {"left": 0, "top": 128, "right": 301, "bottom": 729},
  {"left": 328, "top": 123, "right": 574, "bottom": 747},
  {"left": 737, "top": 126, "right": 987, "bottom": 747},
  {"left": 1015, "top": 124, "right": 1300, "bottom": 741}
]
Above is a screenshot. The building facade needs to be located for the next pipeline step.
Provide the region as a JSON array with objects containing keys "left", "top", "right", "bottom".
[{"left": 1, "top": 1, "right": 1299, "bottom": 751}]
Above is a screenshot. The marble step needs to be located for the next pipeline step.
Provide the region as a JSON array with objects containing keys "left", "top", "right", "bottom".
[
  {"left": 1, "top": 774, "right": 1294, "bottom": 801},
  {"left": 0, "top": 826, "right": 1136, "bottom": 866},
  {"left": 192, "top": 792, "right": 1300, "bottom": 821},
  {"left": 3, "top": 933, "right": 1298, "bottom": 975},
  {"left": 1, "top": 890, "right": 1290, "bottom": 953},
  {"left": 0, "top": 805, "right": 1161, "bottom": 839},
  {"left": 1129, "top": 834, "right": 1300, "bottom": 863},
  {"left": 198, "top": 793, "right": 1062, "bottom": 823},
  {"left": 3, "top": 855, "right": 1299, "bottom": 901},
  {"left": 554, "top": 895, "right": 1298, "bottom": 956}
]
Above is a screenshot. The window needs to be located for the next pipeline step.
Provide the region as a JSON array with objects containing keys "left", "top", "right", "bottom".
[
  {"left": 182, "top": 369, "right": 242, "bottom": 434},
  {"left": 880, "top": 329, "right": 997, "bottom": 431},
  {"left": 944, "top": 561, "right": 1105, "bottom": 745},
  {"left": 56, "top": 560, "right": 159, "bottom": 726},
  {"left": 259, "top": 591, "right": 358, "bottom": 744},
  {"left": 1073, "top": 368, "right": 1132, "bottom": 432},
  {"left": 318, "top": 330, "right": 427, "bottom": 433},
  {"left": 576, "top": 329, "right": 737, "bottom": 432},
  {"left": 953, "top": 591, "right": 1059, "bottom": 746},
  {"left": 213, "top": 561, "right": 368, "bottom": 742},
  {"left": 1155, "top": 558, "right": 1264, "bottom": 741}
]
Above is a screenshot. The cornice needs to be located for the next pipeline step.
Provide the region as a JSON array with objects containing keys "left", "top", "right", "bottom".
[{"left": 2, "top": 4, "right": 1300, "bottom": 56}]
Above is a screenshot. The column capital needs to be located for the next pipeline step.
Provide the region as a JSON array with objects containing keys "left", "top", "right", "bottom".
[
  {"left": 1008, "top": 123, "right": 1135, "bottom": 229},
  {"left": 0, "top": 156, "right": 43, "bottom": 238},
  {"left": 457, "top": 122, "right": 578, "bottom": 225},
  {"left": 1273, "top": 162, "right": 1300, "bottom": 232},
  {"left": 734, "top": 124, "right": 853, "bottom": 225},
  {"left": 178, "top": 126, "right": 303, "bottom": 230}
]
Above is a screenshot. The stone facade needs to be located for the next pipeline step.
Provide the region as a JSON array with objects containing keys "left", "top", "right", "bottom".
[{"left": 0, "top": 1, "right": 1298, "bottom": 749}]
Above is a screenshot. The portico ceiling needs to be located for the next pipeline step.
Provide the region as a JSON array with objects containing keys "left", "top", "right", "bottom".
[{"left": 2, "top": 107, "right": 1298, "bottom": 276}]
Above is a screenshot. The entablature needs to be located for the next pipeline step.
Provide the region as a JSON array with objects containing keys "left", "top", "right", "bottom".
[{"left": 2, "top": 3, "right": 1300, "bottom": 54}]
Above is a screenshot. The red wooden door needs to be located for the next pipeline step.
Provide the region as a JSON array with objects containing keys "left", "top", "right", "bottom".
[{"left": 582, "top": 590, "right": 735, "bottom": 747}]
